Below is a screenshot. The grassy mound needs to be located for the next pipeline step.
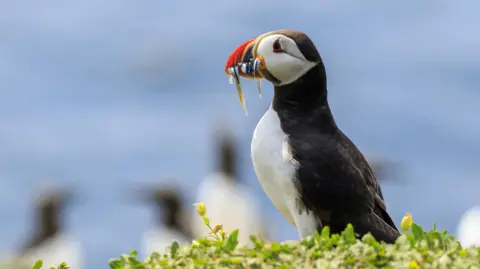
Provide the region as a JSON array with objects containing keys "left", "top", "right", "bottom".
[
  {"left": 106, "top": 224, "right": 479, "bottom": 269},
  {"left": 25, "top": 204, "right": 480, "bottom": 268}
]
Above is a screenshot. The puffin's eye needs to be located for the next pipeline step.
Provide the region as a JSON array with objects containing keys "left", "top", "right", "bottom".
[{"left": 272, "top": 39, "right": 283, "bottom": 53}]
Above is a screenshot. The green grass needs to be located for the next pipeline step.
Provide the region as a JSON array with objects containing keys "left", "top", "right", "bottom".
[
  {"left": 104, "top": 224, "right": 479, "bottom": 269},
  {"left": 24, "top": 206, "right": 480, "bottom": 269}
]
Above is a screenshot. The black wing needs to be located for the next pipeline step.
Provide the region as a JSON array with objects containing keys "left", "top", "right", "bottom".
[{"left": 289, "top": 129, "right": 400, "bottom": 243}]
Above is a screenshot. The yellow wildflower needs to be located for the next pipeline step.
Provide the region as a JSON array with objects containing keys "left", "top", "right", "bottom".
[
  {"left": 194, "top": 202, "right": 207, "bottom": 216},
  {"left": 401, "top": 213, "right": 413, "bottom": 231}
]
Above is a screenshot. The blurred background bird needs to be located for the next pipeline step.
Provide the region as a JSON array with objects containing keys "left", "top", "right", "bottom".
[
  {"left": 192, "top": 129, "right": 266, "bottom": 245},
  {"left": 15, "top": 184, "right": 83, "bottom": 269},
  {"left": 456, "top": 206, "right": 480, "bottom": 248},
  {"left": 139, "top": 185, "right": 193, "bottom": 258}
]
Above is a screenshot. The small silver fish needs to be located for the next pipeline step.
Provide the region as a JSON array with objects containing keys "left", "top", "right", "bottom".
[
  {"left": 253, "top": 58, "right": 263, "bottom": 97},
  {"left": 227, "top": 66, "right": 247, "bottom": 116},
  {"left": 227, "top": 59, "right": 266, "bottom": 114},
  {"left": 257, "top": 79, "right": 262, "bottom": 98}
]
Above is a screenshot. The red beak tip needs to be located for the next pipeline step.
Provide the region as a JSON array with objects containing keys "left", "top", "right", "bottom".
[{"left": 225, "top": 38, "right": 255, "bottom": 73}]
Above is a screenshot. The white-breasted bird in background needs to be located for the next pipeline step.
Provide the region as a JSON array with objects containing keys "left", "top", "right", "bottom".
[
  {"left": 17, "top": 185, "right": 83, "bottom": 269},
  {"left": 457, "top": 206, "right": 480, "bottom": 247},
  {"left": 224, "top": 29, "right": 400, "bottom": 243},
  {"left": 192, "top": 130, "right": 264, "bottom": 245},
  {"left": 139, "top": 186, "right": 193, "bottom": 257}
]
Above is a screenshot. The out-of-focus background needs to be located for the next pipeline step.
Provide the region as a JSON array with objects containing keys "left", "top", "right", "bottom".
[{"left": 1, "top": 0, "right": 480, "bottom": 268}]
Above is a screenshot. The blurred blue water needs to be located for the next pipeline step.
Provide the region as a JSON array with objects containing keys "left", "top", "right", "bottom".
[{"left": 1, "top": 0, "right": 480, "bottom": 267}]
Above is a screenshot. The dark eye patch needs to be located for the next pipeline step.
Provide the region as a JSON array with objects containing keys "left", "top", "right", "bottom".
[{"left": 273, "top": 38, "right": 283, "bottom": 53}]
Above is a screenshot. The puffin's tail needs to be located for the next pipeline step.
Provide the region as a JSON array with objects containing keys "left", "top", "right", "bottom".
[
  {"left": 353, "top": 212, "right": 401, "bottom": 244},
  {"left": 328, "top": 212, "right": 400, "bottom": 244}
]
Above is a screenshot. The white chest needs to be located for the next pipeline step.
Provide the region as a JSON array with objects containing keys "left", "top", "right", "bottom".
[
  {"left": 21, "top": 234, "right": 82, "bottom": 269},
  {"left": 192, "top": 174, "right": 263, "bottom": 246},
  {"left": 250, "top": 106, "right": 322, "bottom": 239},
  {"left": 251, "top": 107, "right": 298, "bottom": 225}
]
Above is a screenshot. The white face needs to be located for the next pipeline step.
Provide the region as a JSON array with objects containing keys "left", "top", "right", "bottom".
[{"left": 255, "top": 33, "right": 318, "bottom": 86}]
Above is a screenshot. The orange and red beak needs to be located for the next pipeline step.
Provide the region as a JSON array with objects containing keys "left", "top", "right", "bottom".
[
  {"left": 224, "top": 36, "right": 266, "bottom": 116},
  {"left": 224, "top": 38, "right": 264, "bottom": 79}
]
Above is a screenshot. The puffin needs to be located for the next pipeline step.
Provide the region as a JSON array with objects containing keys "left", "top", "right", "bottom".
[
  {"left": 17, "top": 186, "right": 83, "bottom": 269},
  {"left": 224, "top": 29, "right": 400, "bottom": 243},
  {"left": 192, "top": 130, "right": 265, "bottom": 245},
  {"left": 139, "top": 186, "right": 193, "bottom": 256}
]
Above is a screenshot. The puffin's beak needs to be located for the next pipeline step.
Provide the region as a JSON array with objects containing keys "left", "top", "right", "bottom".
[
  {"left": 224, "top": 38, "right": 264, "bottom": 79},
  {"left": 224, "top": 37, "right": 265, "bottom": 115}
]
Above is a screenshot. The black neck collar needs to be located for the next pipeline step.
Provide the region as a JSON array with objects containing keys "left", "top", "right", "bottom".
[
  {"left": 272, "top": 64, "right": 337, "bottom": 130},
  {"left": 273, "top": 64, "right": 326, "bottom": 109}
]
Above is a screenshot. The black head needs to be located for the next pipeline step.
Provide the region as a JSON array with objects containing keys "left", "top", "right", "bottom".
[
  {"left": 128, "top": 184, "right": 193, "bottom": 239},
  {"left": 214, "top": 131, "right": 237, "bottom": 180},
  {"left": 148, "top": 189, "right": 180, "bottom": 227},
  {"left": 35, "top": 189, "right": 71, "bottom": 237},
  {"left": 21, "top": 188, "right": 72, "bottom": 253}
]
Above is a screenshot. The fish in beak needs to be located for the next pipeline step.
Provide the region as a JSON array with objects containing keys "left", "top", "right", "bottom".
[{"left": 224, "top": 38, "right": 265, "bottom": 115}]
